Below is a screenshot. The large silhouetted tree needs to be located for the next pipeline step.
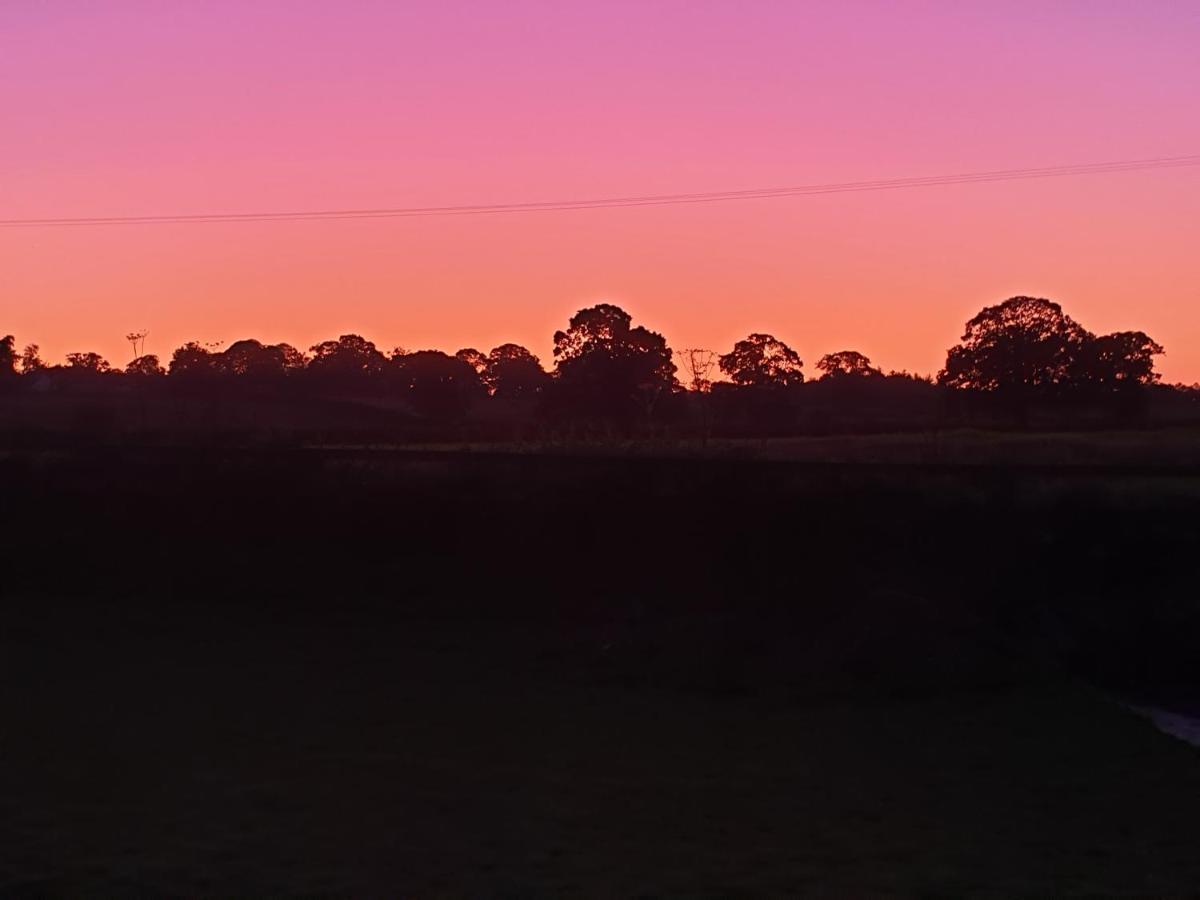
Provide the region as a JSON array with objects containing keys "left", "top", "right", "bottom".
[
  {"left": 552, "top": 304, "right": 676, "bottom": 421},
  {"left": 484, "top": 343, "right": 548, "bottom": 400},
  {"left": 938, "top": 296, "right": 1088, "bottom": 391},
  {"left": 719, "top": 334, "right": 803, "bottom": 386},
  {"left": 817, "top": 350, "right": 881, "bottom": 379}
]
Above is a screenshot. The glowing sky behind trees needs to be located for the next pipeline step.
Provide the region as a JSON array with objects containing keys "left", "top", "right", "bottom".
[{"left": 2, "top": 1, "right": 1198, "bottom": 380}]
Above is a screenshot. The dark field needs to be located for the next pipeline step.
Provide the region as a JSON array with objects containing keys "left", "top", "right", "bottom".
[{"left": 3, "top": 439, "right": 1200, "bottom": 896}]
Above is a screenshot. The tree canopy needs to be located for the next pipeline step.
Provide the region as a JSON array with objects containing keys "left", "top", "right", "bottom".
[
  {"left": 552, "top": 304, "right": 676, "bottom": 420},
  {"left": 1072, "top": 331, "right": 1164, "bottom": 388},
  {"left": 394, "top": 349, "right": 484, "bottom": 418},
  {"left": 0, "top": 335, "right": 15, "bottom": 377},
  {"left": 817, "top": 350, "right": 881, "bottom": 379},
  {"left": 20, "top": 344, "right": 45, "bottom": 374},
  {"left": 64, "top": 352, "right": 112, "bottom": 373},
  {"left": 938, "top": 296, "right": 1162, "bottom": 392},
  {"left": 222, "top": 339, "right": 306, "bottom": 378},
  {"left": 308, "top": 334, "right": 387, "bottom": 382},
  {"left": 169, "top": 342, "right": 219, "bottom": 379},
  {"left": 126, "top": 354, "right": 166, "bottom": 377},
  {"left": 719, "top": 334, "right": 803, "bottom": 387},
  {"left": 484, "top": 343, "right": 548, "bottom": 400}
]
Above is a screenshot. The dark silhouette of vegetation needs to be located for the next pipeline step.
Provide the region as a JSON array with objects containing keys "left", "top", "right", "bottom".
[
  {"left": 484, "top": 343, "right": 549, "bottom": 401},
  {"left": 454, "top": 347, "right": 488, "bottom": 377},
  {"left": 2, "top": 295, "right": 1191, "bottom": 440},
  {"left": 168, "top": 341, "right": 219, "bottom": 380},
  {"left": 394, "top": 349, "right": 484, "bottom": 419},
  {"left": 126, "top": 354, "right": 166, "bottom": 377},
  {"left": 719, "top": 333, "right": 804, "bottom": 386},
  {"left": 309, "top": 333, "right": 387, "bottom": 386},
  {"left": 20, "top": 344, "right": 45, "bottom": 374},
  {"left": 0, "top": 335, "right": 15, "bottom": 379},
  {"left": 550, "top": 303, "right": 676, "bottom": 425},
  {"left": 64, "top": 352, "right": 112, "bottom": 373},
  {"left": 221, "top": 339, "right": 306, "bottom": 379},
  {"left": 1073, "top": 330, "right": 1164, "bottom": 388},
  {"left": 939, "top": 297, "right": 1088, "bottom": 391},
  {"left": 938, "top": 296, "right": 1163, "bottom": 393},
  {"left": 934, "top": 296, "right": 1169, "bottom": 423},
  {"left": 817, "top": 350, "right": 882, "bottom": 379}
]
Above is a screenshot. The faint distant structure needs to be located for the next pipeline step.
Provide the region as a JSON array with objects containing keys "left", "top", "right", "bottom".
[
  {"left": 679, "top": 348, "right": 718, "bottom": 393},
  {"left": 679, "top": 348, "right": 719, "bottom": 444},
  {"left": 126, "top": 330, "right": 149, "bottom": 362}
]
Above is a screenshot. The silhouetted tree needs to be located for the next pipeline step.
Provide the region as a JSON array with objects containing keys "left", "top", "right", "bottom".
[
  {"left": 938, "top": 296, "right": 1088, "bottom": 391},
  {"left": 169, "top": 342, "right": 220, "bottom": 379},
  {"left": 817, "top": 350, "right": 881, "bottom": 379},
  {"left": 0, "top": 335, "right": 15, "bottom": 377},
  {"left": 221, "top": 339, "right": 307, "bottom": 379},
  {"left": 308, "top": 334, "right": 386, "bottom": 386},
  {"left": 483, "top": 343, "right": 548, "bottom": 400},
  {"left": 125, "top": 354, "right": 166, "bottom": 377},
  {"left": 273, "top": 343, "right": 307, "bottom": 372},
  {"left": 455, "top": 348, "right": 488, "bottom": 377},
  {"left": 394, "top": 349, "right": 484, "bottom": 418},
  {"left": 64, "top": 352, "right": 111, "bottom": 373},
  {"left": 1073, "top": 331, "right": 1163, "bottom": 388},
  {"left": 719, "top": 334, "right": 803, "bottom": 386},
  {"left": 552, "top": 304, "right": 676, "bottom": 422},
  {"left": 20, "top": 344, "right": 45, "bottom": 374}
]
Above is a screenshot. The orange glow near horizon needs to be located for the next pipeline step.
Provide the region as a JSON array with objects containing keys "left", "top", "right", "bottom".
[{"left": 3, "top": 2, "right": 1198, "bottom": 381}]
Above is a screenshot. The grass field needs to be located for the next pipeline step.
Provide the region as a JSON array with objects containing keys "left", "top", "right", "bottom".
[
  {"left": 4, "top": 608, "right": 1200, "bottom": 897},
  {"left": 316, "top": 425, "right": 1200, "bottom": 467},
  {"left": 4, "top": 443, "right": 1200, "bottom": 895}
]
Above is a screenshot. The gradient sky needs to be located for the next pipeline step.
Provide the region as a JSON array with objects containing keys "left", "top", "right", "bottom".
[{"left": 3, "top": 1, "right": 1199, "bottom": 380}]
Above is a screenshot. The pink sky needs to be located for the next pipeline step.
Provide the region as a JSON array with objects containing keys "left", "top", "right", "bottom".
[{"left": 2, "top": 1, "right": 1198, "bottom": 380}]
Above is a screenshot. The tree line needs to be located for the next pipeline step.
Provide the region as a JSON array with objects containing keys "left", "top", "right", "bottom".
[{"left": 0, "top": 296, "right": 1183, "bottom": 434}]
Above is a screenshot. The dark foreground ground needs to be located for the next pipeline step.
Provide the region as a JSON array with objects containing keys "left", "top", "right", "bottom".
[
  {"left": 3, "top": 439, "right": 1200, "bottom": 896},
  {"left": 4, "top": 612, "right": 1200, "bottom": 897}
]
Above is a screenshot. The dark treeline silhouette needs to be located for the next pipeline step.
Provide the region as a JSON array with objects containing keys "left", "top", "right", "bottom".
[{"left": 2, "top": 295, "right": 1197, "bottom": 442}]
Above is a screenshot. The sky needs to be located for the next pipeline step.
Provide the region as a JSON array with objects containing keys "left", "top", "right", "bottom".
[{"left": 2, "top": 0, "right": 1199, "bottom": 380}]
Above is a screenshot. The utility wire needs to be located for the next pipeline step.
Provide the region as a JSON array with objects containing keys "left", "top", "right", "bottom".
[{"left": 2, "top": 154, "right": 1197, "bottom": 228}]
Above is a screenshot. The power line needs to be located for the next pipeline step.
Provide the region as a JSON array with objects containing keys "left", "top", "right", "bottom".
[{"left": 2, "top": 154, "right": 1197, "bottom": 228}]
